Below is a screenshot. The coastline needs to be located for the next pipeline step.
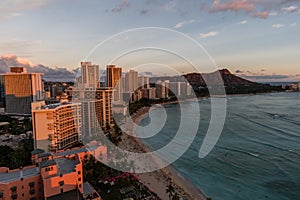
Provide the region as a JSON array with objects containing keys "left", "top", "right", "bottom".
[{"left": 119, "top": 103, "right": 207, "bottom": 200}]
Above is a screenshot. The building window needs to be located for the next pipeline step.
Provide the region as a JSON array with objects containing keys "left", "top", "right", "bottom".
[
  {"left": 78, "top": 171, "right": 81, "bottom": 175},
  {"left": 11, "top": 194, "right": 17, "bottom": 200},
  {"left": 29, "top": 182, "right": 35, "bottom": 187},
  {"left": 0, "top": 192, "right": 3, "bottom": 198},
  {"left": 78, "top": 178, "right": 81, "bottom": 182},
  {"left": 59, "top": 181, "right": 64, "bottom": 186},
  {"left": 10, "top": 186, "right": 17, "bottom": 192},
  {"left": 79, "top": 184, "right": 81, "bottom": 188},
  {"left": 29, "top": 189, "right": 35, "bottom": 195}
]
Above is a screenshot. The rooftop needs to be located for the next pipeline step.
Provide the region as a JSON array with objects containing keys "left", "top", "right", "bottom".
[
  {"left": 38, "top": 152, "right": 52, "bottom": 158},
  {"left": 56, "top": 157, "right": 79, "bottom": 175},
  {"left": 0, "top": 167, "right": 39, "bottom": 184},
  {"left": 40, "top": 159, "right": 56, "bottom": 168},
  {"left": 41, "top": 102, "right": 73, "bottom": 110},
  {"left": 55, "top": 144, "right": 100, "bottom": 157},
  {"left": 32, "top": 148, "right": 45, "bottom": 155},
  {"left": 83, "top": 182, "right": 96, "bottom": 196}
]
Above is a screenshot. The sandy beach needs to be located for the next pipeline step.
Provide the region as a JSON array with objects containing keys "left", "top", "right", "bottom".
[{"left": 118, "top": 105, "right": 207, "bottom": 200}]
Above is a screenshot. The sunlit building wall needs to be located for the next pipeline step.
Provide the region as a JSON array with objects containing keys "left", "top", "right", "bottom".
[
  {"left": 125, "top": 70, "right": 138, "bottom": 92},
  {"left": 106, "top": 65, "right": 123, "bottom": 101},
  {"left": 31, "top": 101, "right": 82, "bottom": 152},
  {"left": 81, "top": 62, "right": 100, "bottom": 88}
]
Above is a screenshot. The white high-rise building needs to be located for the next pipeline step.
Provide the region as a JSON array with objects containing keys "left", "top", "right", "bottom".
[
  {"left": 138, "top": 76, "right": 150, "bottom": 89},
  {"left": 125, "top": 69, "right": 138, "bottom": 92},
  {"left": 156, "top": 80, "right": 166, "bottom": 99},
  {"left": 187, "top": 83, "right": 192, "bottom": 96},
  {"left": 81, "top": 99, "right": 102, "bottom": 139},
  {"left": 169, "top": 82, "right": 181, "bottom": 97},
  {"left": 81, "top": 62, "right": 100, "bottom": 88},
  {"left": 164, "top": 80, "right": 170, "bottom": 98}
]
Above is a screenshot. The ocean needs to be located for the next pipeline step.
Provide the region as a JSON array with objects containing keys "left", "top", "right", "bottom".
[{"left": 139, "top": 92, "right": 300, "bottom": 200}]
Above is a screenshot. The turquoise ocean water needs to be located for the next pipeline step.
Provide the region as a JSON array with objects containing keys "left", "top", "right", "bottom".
[{"left": 139, "top": 92, "right": 300, "bottom": 200}]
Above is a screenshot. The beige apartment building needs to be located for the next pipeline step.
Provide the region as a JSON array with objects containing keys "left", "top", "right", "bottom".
[
  {"left": 95, "top": 88, "right": 114, "bottom": 128},
  {"left": 31, "top": 101, "right": 82, "bottom": 152}
]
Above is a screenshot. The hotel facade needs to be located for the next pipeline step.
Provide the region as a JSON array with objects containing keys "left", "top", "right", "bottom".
[{"left": 31, "top": 101, "right": 82, "bottom": 152}]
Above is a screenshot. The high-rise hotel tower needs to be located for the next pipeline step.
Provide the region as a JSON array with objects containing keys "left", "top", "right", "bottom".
[
  {"left": 80, "top": 62, "right": 100, "bottom": 88},
  {"left": 4, "top": 67, "right": 44, "bottom": 115},
  {"left": 106, "top": 65, "right": 122, "bottom": 101}
]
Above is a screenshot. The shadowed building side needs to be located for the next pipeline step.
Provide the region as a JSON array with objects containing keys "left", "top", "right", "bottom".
[
  {"left": 0, "top": 75, "right": 5, "bottom": 108},
  {"left": 3, "top": 67, "right": 44, "bottom": 115}
]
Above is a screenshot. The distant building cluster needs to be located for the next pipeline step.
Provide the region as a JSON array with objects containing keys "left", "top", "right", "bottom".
[
  {"left": 0, "top": 142, "right": 106, "bottom": 200},
  {"left": 282, "top": 82, "right": 300, "bottom": 91},
  {"left": 0, "top": 64, "right": 193, "bottom": 153}
]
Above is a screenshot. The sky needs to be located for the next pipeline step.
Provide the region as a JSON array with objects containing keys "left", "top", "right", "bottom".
[{"left": 0, "top": 0, "right": 300, "bottom": 82}]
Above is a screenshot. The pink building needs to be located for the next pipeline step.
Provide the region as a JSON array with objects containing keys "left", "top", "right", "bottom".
[{"left": 0, "top": 143, "right": 106, "bottom": 200}]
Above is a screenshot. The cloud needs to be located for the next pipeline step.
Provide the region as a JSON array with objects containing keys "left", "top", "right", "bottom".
[
  {"left": 174, "top": 19, "right": 195, "bottom": 28},
  {"left": 1, "top": 54, "right": 33, "bottom": 67},
  {"left": 282, "top": 5, "right": 299, "bottom": 13},
  {"left": 269, "top": 12, "right": 278, "bottom": 16},
  {"left": 237, "top": 20, "right": 248, "bottom": 24},
  {"left": 210, "top": 0, "right": 254, "bottom": 13},
  {"left": 0, "top": 54, "right": 76, "bottom": 82},
  {"left": 199, "top": 31, "right": 219, "bottom": 39},
  {"left": 110, "top": 0, "right": 130, "bottom": 13},
  {"left": 290, "top": 23, "right": 297, "bottom": 27},
  {"left": 207, "top": 0, "right": 300, "bottom": 19},
  {"left": 270, "top": 5, "right": 299, "bottom": 16},
  {"left": 272, "top": 23, "right": 285, "bottom": 28},
  {"left": 242, "top": 75, "right": 291, "bottom": 80},
  {"left": 253, "top": 11, "right": 269, "bottom": 18},
  {"left": 163, "top": 0, "right": 179, "bottom": 11},
  {"left": 0, "top": 0, "right": 49, "bottom": 20}
]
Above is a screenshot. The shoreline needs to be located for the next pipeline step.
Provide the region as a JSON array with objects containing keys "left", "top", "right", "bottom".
[{"left": 119, "top": 102, "right": 207, "bottom": 200}]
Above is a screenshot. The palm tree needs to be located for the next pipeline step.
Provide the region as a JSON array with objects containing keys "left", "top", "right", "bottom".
[
  {"left": 166, "top": 184, "right": 175, "bottom": 200},
  {"left": 172, "top": 192, "right": 180, "bottom": 200}
]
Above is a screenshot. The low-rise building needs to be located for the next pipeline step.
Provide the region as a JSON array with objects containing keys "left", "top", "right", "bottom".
[{"left": 0, "top": 143, "right": 106, "bottom": 200}]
